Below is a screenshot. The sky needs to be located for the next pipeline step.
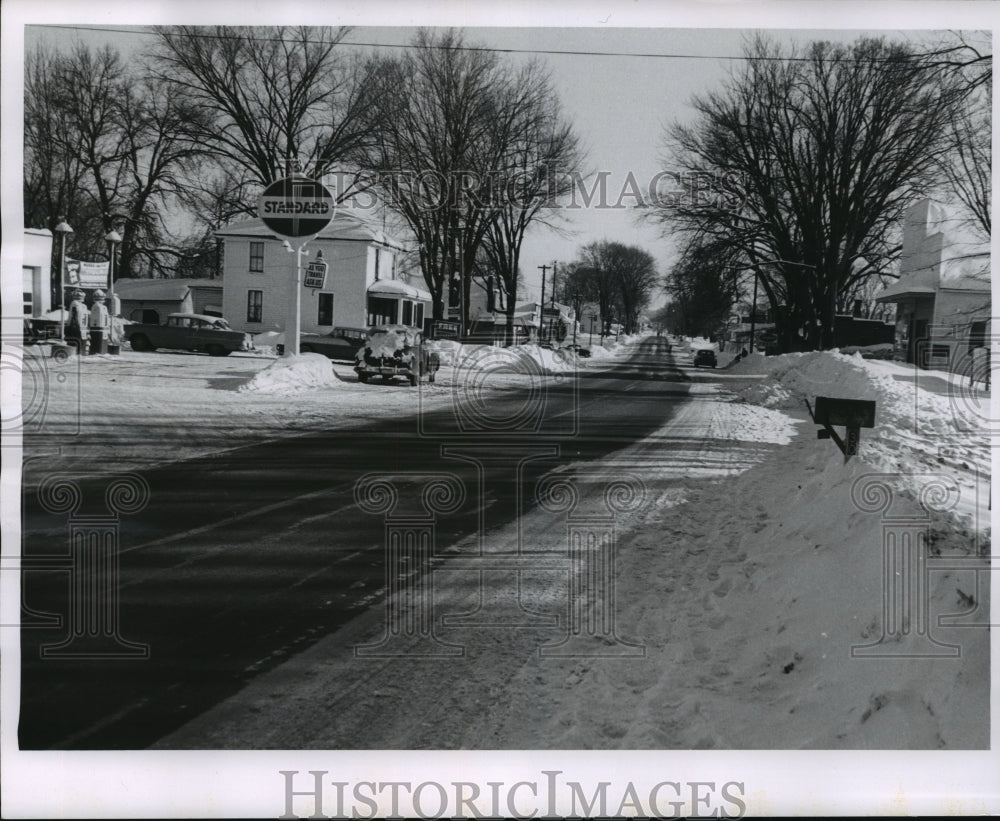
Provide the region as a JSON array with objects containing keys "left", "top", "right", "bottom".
[{"left": 10, "top": 3, "right": 986, "bottom": 308}]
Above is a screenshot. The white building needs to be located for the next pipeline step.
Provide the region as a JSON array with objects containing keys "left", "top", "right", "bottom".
[
  {"left": 875, "top": 199, "right": 990, "bottom": 371},
  {"left": 216, "top": 213, "right": 430, "bottom": 335},
  {"left": 23, "top": 229, "right": 53, "bottom": 317}
]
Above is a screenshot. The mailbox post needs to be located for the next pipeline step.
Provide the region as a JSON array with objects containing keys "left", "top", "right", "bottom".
[{"left": 806, "top": 396, "right": 876, "bottom": 460}]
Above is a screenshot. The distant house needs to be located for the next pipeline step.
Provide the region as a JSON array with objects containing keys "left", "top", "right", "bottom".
[
  {"left": 215, "top": 213, "right": 427, "bottom": 335},
  {"left": 114, "top": 278, "right": 224, "bottom": 324},
  {"left": 23, "top": 229, "right": 53, "bottom": 317},
  {"left": 875, "top": 199, "right": 990, "bottom": 371}
]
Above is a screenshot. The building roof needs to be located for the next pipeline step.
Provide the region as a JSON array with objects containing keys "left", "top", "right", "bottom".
[
  {"left": 113, "top": 278, "right": 221, "bottom": 301},
  {"left": 216, "top": 212, "right": 405, "bottom": 251},
  {"left": 875, "top": 199, "right": 990, "bottom": 304}
]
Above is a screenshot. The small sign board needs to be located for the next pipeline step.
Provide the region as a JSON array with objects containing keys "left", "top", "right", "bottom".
[
  {"left": 65, "top": 260, "right": 110, "bottom": 288},
  {"left": 431, "top": 320, "right": 460, "bottom": 340},
  {"left": 258, "top": 176, "right": 336, "bottom": 239},
  {"left": 304, "top": 260, "right": 328, "bottom": 290}
]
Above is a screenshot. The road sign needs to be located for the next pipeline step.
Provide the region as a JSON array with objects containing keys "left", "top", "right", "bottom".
[
  {"left": 304, "top": 260, "right": 328, "bottom": 290},
  {"left": 258, "top": 176, "right": 336, "bottom": 239}
]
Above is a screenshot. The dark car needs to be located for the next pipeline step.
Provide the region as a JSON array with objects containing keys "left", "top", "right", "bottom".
[
  {"left": 355, "top": 325, "right": 440, "bottom": 386},
  {"left": 693, "top": 348, "right": 718, "bottom": 368},
  {"left": 126, "top": 313, "right": 253, "bottom": 356},
  {"left": 299, "top": 327, "right": 369, "bottom": 360}
]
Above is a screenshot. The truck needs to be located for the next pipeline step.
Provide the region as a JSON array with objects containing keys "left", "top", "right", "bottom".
[{"left": 125, "top": 313, "right": 254, "bottom": 357}]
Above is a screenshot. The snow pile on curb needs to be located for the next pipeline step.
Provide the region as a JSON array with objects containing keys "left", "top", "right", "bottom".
[
  {"left": 731, "top": 350, "right": 980, "bottom": 436},
  {"left": 519, "top": 344, "right": 578, "bottom": 373},
  {"left": 251, "top": 331, "right": 285, "bottom": 356},
  {"left": 424, "top": 339, "right": 463, "bottom": 366},
  {"left": 449, "top": 343, "right": 579, "bottom": 376},
  {"left": 731, "top": 350, "right": 989, "bottom": 529},
  {"left": 237, "top": 353, "right": 339, "bottom": 394}
]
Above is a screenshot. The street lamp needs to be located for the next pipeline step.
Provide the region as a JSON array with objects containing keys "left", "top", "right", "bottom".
[
  {"left": 105, "top": 229, "right": 122, "bottom": 304},
  {"left": 54, "top": 218, "right": 74, "bottom": 342}
]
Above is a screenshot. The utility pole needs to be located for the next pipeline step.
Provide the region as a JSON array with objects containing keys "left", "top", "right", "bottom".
[
  {"left": 538, "top": 263, "right": 550, "bottom": 343},
  {"left": 550, "top": 261, "right": 557, "bottom": 342}
]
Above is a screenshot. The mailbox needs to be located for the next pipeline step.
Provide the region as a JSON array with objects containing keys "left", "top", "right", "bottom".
[
  {"left": 813, "top": 396, "right": 876, "bottom": 429},
  {"left": 807, "top": 396, "right": 876, "bottom": 460}
]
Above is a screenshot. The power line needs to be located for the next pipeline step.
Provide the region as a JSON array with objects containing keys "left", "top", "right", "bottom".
[{"left": 28, "top": 23, "right": 964, "bottom": 65}]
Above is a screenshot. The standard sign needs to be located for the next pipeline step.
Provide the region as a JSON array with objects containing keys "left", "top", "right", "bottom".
[{"left": 258, "top": 176, "right": 336, "bottom": 238}]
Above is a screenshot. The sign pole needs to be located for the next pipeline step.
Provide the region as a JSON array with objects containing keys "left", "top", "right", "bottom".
[
  {"left": 286, "top": 241, "right": 308, "bottom": 356},
  {"left": 257, "top": 175, "right": 336, "bottom": 358}
]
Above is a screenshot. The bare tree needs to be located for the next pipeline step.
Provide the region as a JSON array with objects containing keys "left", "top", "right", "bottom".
[
  {"left": 575, "top": 241, "right": 627, "bottom": 334},
  {"left": 476, "top": 63, "right": 584, "bottom": 343},
  {"left": 150, "top": 26, "right": 376, "bottom": 187},
  {"left": 651, "top": 35, "right": 968, "bottom": 351},
  {"left": 24, "top": 45, "right": 91, "bottom": 232},
  {"left": 919, "top": 32, "right": 992, "bottom": 239},
  {"left": 558, "top": 262, "right": 597, "bottom": 332},
  {"left": 24, "top": 43, "right": 205, "bottom": 279},
  {"left": 609, "top": 244, "right": 658, "bottom": 334},
  {"left": 940, "top": 91, "right": 991, "bottom": 239},
  {"left": 364, "top": 29, "right": 529, "bottom": 323},
  {"left": 665, "top": 238, "right": 743, "bottom": 337}
]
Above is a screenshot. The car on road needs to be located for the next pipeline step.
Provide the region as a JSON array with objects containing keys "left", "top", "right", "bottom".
[
  {"left": 355, "top": 325, "right": 440, "bottom": 386},
  {"left": 693, "top": 348, "right": 718, "bottom": 368},
  {"left": 299, "top": 327, "right": 369, "bottom": 360},
  {"left": 125, "top": 313, "right": 254, "bottom": 357}
]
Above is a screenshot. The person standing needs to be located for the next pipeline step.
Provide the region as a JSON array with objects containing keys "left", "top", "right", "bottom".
[
  {"left": 88, "top": 289, "right": 111, "bottom": 355},
  {"left": 66, "top": 289, "right": 89, "bottom": 356}
]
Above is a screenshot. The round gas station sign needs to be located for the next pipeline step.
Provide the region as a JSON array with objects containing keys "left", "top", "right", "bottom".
[{"left": 257, "top": 176, "right": 336, "bottom": 238}]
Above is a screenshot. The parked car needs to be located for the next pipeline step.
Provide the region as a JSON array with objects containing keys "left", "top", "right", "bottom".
[
  {"left": 125, "top": 313, "right": 253, "bottom": 356},
  {"left": 299, "top": 327, "right": 369, "bottom": 360},
  {"left": 693, "top": 348, "right": 718, "bottom": 368},
  {"left": 355, "top": 325, "right": 440, "bottom": 386}
]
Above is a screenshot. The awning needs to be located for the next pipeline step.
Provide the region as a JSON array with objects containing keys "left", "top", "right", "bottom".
[
  {"left": 874, "top": 284, "right": 935, "bottom": 303},
  {"left": 367, "top": 279, "right": 432, "bottom": 301}
]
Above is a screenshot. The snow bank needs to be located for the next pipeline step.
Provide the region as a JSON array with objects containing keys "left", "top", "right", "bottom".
[
  {"left": 251, "top": 331, "right": 285, "bottom": 356},
  {"left": 732, "top": 350, "right": 989, "bottom": 529},
  {"left": 447, "top": 343, "right": 579, "bottom": 377},
  {"left": 424, "top": 339, "right": 463, "bottom": 366},
  {"left": 518, "top": 344, "right": 578, "bottom": 373},
  {"left": 237, "top": 353, "right": 339, "bottom": 394}
]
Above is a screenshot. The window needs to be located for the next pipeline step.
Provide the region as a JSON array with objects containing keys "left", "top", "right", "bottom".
[
  {"left": 247, "top": 290, "right": 263, "bottom": 323},
  {"left": 318, "top": 293, "right": 334, "bottom": 326},
  {"left": 969, "top": 320, "right": 988, "bottom": 352},
  {"left": 367, "top": 296, "right": 397, "bottom": 326},
  {"left": 249, "top": 241, "right": 264, "bottom": 273},
  {"left": 131, "top": 308, "right": 159, "bottom": 323},
  {"left": 415, "top": 303, "right": 424, "bottom": 329},
  {"left": 402, "top": 300, "right": 413, "bottom": 326},
  {"left": 22, "top": 267, "right": 34, "bottom": 315}
]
